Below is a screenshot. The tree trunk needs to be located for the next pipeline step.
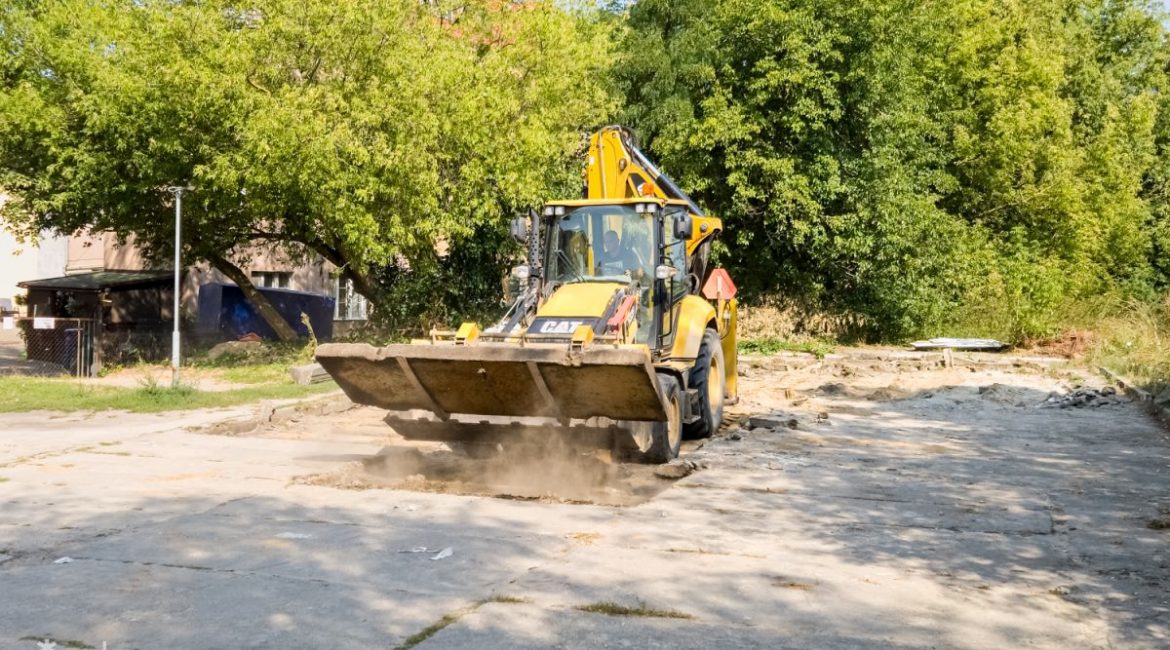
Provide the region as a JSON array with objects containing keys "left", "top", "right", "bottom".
[
  {"left": 303, "top": 239, "right": 380, "bottom": 305},
  {"left": 207, "top": 253, "right": 299, "bottom": 342}
]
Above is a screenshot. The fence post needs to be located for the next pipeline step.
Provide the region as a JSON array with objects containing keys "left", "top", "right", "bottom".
[
  {"left": 91, "top": 318, "right": 102, "bottom": 376},
  {"left": 75, "top": 319, "right": 82, "bottom": 379}
]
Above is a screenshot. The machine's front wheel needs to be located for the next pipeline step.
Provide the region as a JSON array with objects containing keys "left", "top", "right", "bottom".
[
  {"left": 641, "top": 374, "right": 683, "bottom": 463},
  {"left": 684, "top": 329, "right": 725, "bottom": 439}
]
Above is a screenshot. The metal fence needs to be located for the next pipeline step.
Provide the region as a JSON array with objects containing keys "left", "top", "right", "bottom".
[{"left": 1, "top": 316, "right": 98, "bottom": 378}]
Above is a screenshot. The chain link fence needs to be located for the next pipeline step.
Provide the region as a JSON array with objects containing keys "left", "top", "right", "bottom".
[{"left": 1, "top": 316, "right": 98, "bottom": 378}]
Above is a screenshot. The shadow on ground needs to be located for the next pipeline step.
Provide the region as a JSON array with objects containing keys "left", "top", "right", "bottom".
[{"left": 0, "top": 364, "right": 1167, "bottom": 649}]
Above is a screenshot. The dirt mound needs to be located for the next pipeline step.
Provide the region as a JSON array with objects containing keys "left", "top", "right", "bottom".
[
  {"left": 812, "top": 381, "right": 914, "bottom": 402},
  {"left": 815, "top": 382, "right": 850, "bottom": 396},
  {"left": 976, "top": 383, "right": 1034, "bottom": 407},
  {"left": 1041, "top": 386, "right": 1126, "bottom": 409},
  {"left": 866, "top": 386, "right": 917, "bottom": 402}
]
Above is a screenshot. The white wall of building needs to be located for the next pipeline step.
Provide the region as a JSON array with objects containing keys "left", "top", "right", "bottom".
[
  {"left": 0, "top": 229, "right": 39, "bottom": 307},
  {"left": 36, "top": 233, "right": 68, "bottom": 278},
  {"left": 0, "top": 192, "right": 66, "bottom": 309}
]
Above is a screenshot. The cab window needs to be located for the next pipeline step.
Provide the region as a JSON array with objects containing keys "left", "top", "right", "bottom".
[{"left": 546, "top": 205, "right": 654, "bottom": 284}]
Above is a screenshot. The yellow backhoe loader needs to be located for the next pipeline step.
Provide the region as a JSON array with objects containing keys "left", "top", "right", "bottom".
[{"left": 316, "top": 126, "right": 738, "bottom": 462}]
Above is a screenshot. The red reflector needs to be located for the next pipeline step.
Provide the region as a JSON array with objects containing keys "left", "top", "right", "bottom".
[{"left": 701, "top": 268, "right": 737, "bottom": 300}]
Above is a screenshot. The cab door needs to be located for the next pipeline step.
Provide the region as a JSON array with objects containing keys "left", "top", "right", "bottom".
[{"left": 655, "top": 208, "right": 689, "bottom": 352}]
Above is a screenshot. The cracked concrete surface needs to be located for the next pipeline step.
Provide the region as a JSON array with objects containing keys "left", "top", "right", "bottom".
[{"left": 0, "top": 350, "right": 1168, "bottom": 649}]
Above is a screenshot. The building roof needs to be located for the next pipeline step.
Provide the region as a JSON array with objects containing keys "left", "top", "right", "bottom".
[{"left": 17, "top": 270, "right": 173, "bottom": 291}]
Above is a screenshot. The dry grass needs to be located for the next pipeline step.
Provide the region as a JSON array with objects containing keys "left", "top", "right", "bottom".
[
  {"left": 737, "top": 299, "right": 867, "bottom": 341},
  {"left": 1038, "top": 329, "right": 1098, "bottom": 359},
  {"left": 394, "top": 612, "right": 463, "bottom": 650},
  {"left": 484, "top": 595, "right": 530, "bottom": 605},
  {"left": 771, "top": 576, "right": 816, "bottom": 590},
  {"left": 1082, "top": 299, "right": 1170, "bottom": 393},
  {"left": 742, "top": 292, "right": 1170, "bottom": 394},
  {"left": 738, "top": 303, "right": 801, "bottom": 341},
  {"left": 1024, "top": 295, "right": 1170, "bottom": 393},
  {"left": 575, "top": 601, "right": 694, "bottom": 619},
  {"left": 737, "top": 301, "right": 848, "bottom": 359},
  {"left": 394, "top": 595, "right": 529, "bottom": 650}
]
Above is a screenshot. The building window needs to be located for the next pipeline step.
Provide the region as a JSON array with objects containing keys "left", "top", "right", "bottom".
[
  {"left": 251, "top": 271, "right": 291, "bottom": 289},
  {"left": 334, "top": 278, "right": 368, "bottom": 321}
]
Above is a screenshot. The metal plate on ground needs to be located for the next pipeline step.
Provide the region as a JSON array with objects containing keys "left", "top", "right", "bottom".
[{"left": 910, "top": 337, "right": 1006, "bottom": 351}]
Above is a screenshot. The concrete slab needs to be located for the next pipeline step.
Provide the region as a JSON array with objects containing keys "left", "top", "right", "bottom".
[
  {"left": 1, "top": 354, "right": 1168, "bottom": 649},
  {"left": 0, "top": 560, "right": 466, "bottom": 649},
  {"left": 425, "top": 602, "right": 919, "bottom": 649}
]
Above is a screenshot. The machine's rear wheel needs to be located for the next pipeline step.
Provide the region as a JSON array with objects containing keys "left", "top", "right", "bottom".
[
  {"left": 684, "top": 329, "right": 725, "bottom": 439},
  {"left": 641, "top": 374, "right": 683, "bottom": 464}
]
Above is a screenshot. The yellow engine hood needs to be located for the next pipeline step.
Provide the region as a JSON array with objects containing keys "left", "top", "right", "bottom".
[{"left": 536, "top": 282, "right": 626, "bottom": 318}]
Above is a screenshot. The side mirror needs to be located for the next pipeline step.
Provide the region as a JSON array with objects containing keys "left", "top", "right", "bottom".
[
  {"left": 672, "top": 213, "right": 694, "bottom": 240},
  {"left": 510, "top": 216, "right": 529, "bottom": 244},
  {"left": 655, "top": 265, "right": 677, "bottom": 280}
]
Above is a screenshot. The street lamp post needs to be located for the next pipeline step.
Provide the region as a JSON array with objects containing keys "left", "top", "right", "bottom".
[{"left": 167, "top": 186, "right": 188, "bottom": 388}]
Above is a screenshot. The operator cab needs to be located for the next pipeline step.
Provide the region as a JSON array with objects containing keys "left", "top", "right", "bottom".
[
  {"left": 545, "top": 204, "right": 654, "bottom": 284},
  {"left": 524, "top": 199, "right": 695, "bottom": 346}
]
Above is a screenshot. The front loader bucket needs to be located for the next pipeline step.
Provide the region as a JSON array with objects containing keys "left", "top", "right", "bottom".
[{"left": 316, "top": 342, "right": 669, "bottom": 426}]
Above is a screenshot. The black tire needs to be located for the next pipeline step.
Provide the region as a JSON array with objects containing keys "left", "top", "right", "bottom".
[
  {"left": 684, "top": 329, "right": 725, "bottom": 439},
  {"left": 642, "top": 374, "right": 683, "bottom": 463}
]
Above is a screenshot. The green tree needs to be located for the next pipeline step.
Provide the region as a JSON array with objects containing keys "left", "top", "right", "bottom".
[
  {"left": 0, "top": 0, "right": 614, "bottom": 337},
  {"left": 617, "top": 0, "right": 1169, "bottom": 341}
]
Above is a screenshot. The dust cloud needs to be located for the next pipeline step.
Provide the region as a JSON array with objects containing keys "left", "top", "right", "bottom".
[
  {"left": 294, "top": 427, "right": 688, "bottom": 506},
  {"left": 251, "top": 348, "right": 1113, "bottom": 507}
]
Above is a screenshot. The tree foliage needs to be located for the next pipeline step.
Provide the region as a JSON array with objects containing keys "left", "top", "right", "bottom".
[
  {"left": 618, "top": 0, "right": 1170, "bottom": 340},
  {"left": 3, "top": 0, "right": 1170, "bottom": 343},
  {"left": 0, "top": 0, "right": 614, "bottom": 332}
]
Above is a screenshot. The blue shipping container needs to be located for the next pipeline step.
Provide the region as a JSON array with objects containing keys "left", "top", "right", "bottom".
[{"left": 196, "top": 283, "right": 335, "bottom": 341}]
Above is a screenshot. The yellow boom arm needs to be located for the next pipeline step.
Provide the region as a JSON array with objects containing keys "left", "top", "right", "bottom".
[{"left": 583, "top": 126, "right": 721, "bottom": 255}]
